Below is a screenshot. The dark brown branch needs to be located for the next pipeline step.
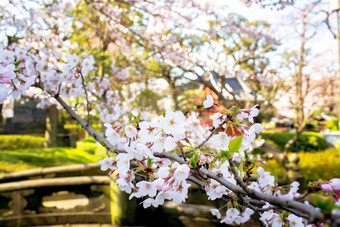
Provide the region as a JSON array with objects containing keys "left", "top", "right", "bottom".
[{"left": 79, "top": 72, "right": 90, "bottom": 126}]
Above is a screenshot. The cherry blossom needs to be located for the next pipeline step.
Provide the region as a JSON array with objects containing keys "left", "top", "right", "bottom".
[
  {"left": 210, "top": 112, "right": 226, "bottom": 128},
  {"left": 98, "top": 157, "right": 114, "bottom": 171},
  {"left": 136, "top": 181, "right": 157, "bottom": 197},
  {"left": 0, "top": 0, "right": 338, "bottom": 225},
  {"left": 173, "top": 164, "right": 190, "bottom": 183},
  {"left": 159, "top": 110, "right": 185, "bottom": 134},
  {"left": 287, "top": 214, "right": 304, "bottom": 227},
  {"left": 210, "top": 208, "right": 221, "bottom": 219},
  {"left": 209, "top": 132, "right": 230, "bottom": 151},
  {"left": 125, "top": 125, "right": 138, "bottom": 139},
  {"left": 203, "top": 94, "right": 214, "bottom": 108}
]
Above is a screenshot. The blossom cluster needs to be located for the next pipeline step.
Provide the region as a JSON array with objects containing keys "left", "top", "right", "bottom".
[
  {"left": 97, "top": 95, "right": 291, "bottom": 225},
  {"left": 0, "top": 45, "right": 38, "bottom": 103},
  {"left": 95, "top": 93, "right": 336, "bottom": 226},
  {"left": 0, "top": 43, "right": 97, "bottom": 110}
]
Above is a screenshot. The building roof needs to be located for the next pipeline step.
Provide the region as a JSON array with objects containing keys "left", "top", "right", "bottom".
[{"left": 204, "top": 71, "right": 264, "bottom": 101}]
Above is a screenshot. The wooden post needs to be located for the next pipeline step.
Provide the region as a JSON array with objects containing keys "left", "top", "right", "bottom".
[{"left": 45, "top": 105, "right": 58, "bottom": 147}]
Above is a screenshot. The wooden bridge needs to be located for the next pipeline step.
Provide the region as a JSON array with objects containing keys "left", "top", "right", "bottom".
[
  {"left": 0, "top": 164, "right": 136, "bottom": 227},
  {"left": 0, "top": 164, "right": 259, "bottom": 227}
]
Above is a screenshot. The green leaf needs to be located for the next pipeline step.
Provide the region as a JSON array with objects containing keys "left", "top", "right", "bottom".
[
  {"left": 190, "top": 158, "right": 196, "bottom": 168},
  {"left": 220, "top": 150, "right": 230, "bottom": 160},
  {"left": 244, "top": 150, "right": 249, "bottom": 161},
  {"left": 147, "top": 157, "right": 152, "bottom": 168},
  {"left": 228, "top": 135, "right": 243, "bottom": 155},
  {"left": 189, "top": 150, "right": 200, "bottom": 168},
  {"left": 14, "top": 59, "right": 22, "bottom": 66},
  {"left": 136, "top": 112, "right": 141, "bottom": 121},
  {"left": 311, "top": 195, "right": 337, "bottom": 214},
  {"left": 232, "top": 106, "right": 239, "bottom": 116}
]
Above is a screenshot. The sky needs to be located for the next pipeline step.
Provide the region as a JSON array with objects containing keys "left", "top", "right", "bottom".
[{"left": 223, "top": 1, "right": 338, "bottom": 77}]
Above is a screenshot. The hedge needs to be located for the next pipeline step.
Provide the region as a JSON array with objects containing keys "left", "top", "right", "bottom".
[
  {"left": 0, "top": 135, "right": 45, "bottom": 150},
  {"left": 262, "top": 148, "right": 340, "bottom": 184},
  {"left": 261, "top": 131, "right": 328, "bottom": 152}
]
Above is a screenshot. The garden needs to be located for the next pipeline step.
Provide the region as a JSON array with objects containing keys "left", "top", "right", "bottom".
[{"left": 0, "top": 0, "right": 340, "bottom": 227}]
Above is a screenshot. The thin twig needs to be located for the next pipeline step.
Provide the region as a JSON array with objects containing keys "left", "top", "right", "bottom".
[
  {"left": 179, "top": 145, "right": 187, "bottom": 161},
  {"left": 241, "top": 195, "right": 276, "bottom": 212},
  {"left": 228, "top": 158, "right": 254, "bottom": 196},
  {"left": 185, "top": 126, "right": 218, "bottom": 154},
  {"left": 185, "top": 120, "right": 226, "bottom": 155}
]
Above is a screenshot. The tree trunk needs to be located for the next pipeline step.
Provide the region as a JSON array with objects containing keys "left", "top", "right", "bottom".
[
  {"left": 283, "top": 129, "right": 302, "bottom": 154},
  {"left": 45, "top": 105, "right": 58, "bottom": 147}
]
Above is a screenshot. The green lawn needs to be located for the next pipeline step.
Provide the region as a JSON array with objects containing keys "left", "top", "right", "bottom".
[{"left": 0, "top": 141, "right": 107, "bottom": 175}]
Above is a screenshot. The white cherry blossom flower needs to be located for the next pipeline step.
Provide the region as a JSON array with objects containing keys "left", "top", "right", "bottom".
[
  {"left": 81, "top": 56, "right": 94, "bottom": 75},
  {"left": 249, "top": 123, "right": 263, "bottom": 135},
  {"left": 116, "top": 153, "right": 131, "bottom": 174},
  {"left": 210, "top": 132, "right": 230, "bottom": 150},
  {"left": 152, "top": 136, "right": 166, "bottom": 153},
  {"left": 116, "top": 175, "right": 134, "bottom": 194},
  {"left": 164, "top": 136, "right": 177, "bottom": 151},
  {"left": 0, "top": 64, "right": 16, "bottom": 84},
  {"left": 136, "top": 181, "right": 157, "bottom": 197},
  {"left": 210, "top": 112, "right": 226, "bottom": 128},
  {"left": 241, "top": 208, "right": 254, "bottom": 223},
  {"left": 287, "top": 214, "right": 304, "bottom": 227},
  {"left": 237, "top": 111, "right": 248, "bottom": 121},
  {"left": 271, "top": 216, "right": 283, "bottom": 227},
  {"left": 125, "top": 125, "right": 137, "bottom": 138},
  {"left": 141, "top": 198, "right": 155, "bottom": 208},
  {"left": 139, "top": 121, "right": 160, "bottom": 143},
  {"left": 173, "top": 164, "right": 190, "bottom": 183},
  {"left": 155, "top": 166, "right": 170, "bottom": 179},
  {"left": 154, "top": 191, "right": 167, "bottom": 206},
  {"left": 225, "top": 208, "right": 240, "bottom": 223},
  {"left": 172, "top": 182, "right": 191, "bottom": 203},
  {"left": 98, "top": 157, "right": 114, "bottom": 171},
  {"left": 259, "top": 210, "right": 275, "bottom": 226},
  {"left": 210, "top": 208, "right": 221, "bottom": 219},
  {"left": 66, "top": 54, "right": 79, "bottom": 67},
  {"left": 248, "top": 104, "right": 260, "bottom": 123},
  {"left": 159, "top": 110, "right": 185, "bottom": 134},
  {"left": 0, "top": 50, "right": 15, "bottom": 63},
  {"left": 203, "top": 94, "right": 214, "bottom": 108}
]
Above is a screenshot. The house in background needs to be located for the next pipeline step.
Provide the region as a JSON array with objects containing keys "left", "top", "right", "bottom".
[
  {"left": 198, "top": 71, "right": 265, "bottom": 126},
  {"left": 202, "top": 71, "right": 264, "bottom": 108}
]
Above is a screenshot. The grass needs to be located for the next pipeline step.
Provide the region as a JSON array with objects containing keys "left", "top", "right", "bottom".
[
  {"left": 0, "top": 135, "right": 45, "bottom": 150},
  {"left": 0, "top": 141, "right": 107, "bottom": 175}
]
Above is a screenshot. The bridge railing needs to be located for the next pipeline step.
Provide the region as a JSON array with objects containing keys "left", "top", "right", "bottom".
[{"left": 0, "top": 164, "right": 136, "bottom": 227}]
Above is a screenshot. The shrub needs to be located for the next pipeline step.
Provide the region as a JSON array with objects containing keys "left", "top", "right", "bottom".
[
  {"left": 262, "top": 149, "right": 340, "bottom": 185},
  {"left": 297, "top": 148, "right": 340, "bottom": 183},
  {"left": 326, "top": 119, "right": 339, "bottom": 131},
  {"left": 261, "top": 131, "right": 328, "bottom": 152},
  {"left": 0, "top": 135, "right": 45, "bottom": 150}
]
